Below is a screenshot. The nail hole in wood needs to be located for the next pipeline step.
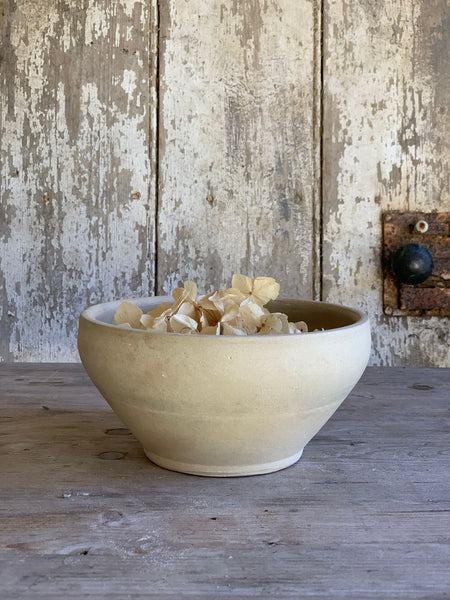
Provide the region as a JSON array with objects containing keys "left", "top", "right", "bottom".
[
  {"left": 410, "top": 383, "right": 434, "bottom": 390},
  {"left": 105, "top": 428, "right": 131, "bottom": 436},
  {"left": 98, "top": 451, "right": 126, "bottom": 460}
]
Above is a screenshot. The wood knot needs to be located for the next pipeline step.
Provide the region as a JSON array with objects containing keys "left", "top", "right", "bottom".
[
  {"left": 43, "top": 194, "right": 50, "bottom": 204},
  {"left": 102, "top": 510, "right": 123, "bottom": 524}
]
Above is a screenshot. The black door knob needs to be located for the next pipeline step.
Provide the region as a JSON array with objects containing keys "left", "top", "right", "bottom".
[{"left": 392, "top": 243, "right": 433, "bottom": 285}]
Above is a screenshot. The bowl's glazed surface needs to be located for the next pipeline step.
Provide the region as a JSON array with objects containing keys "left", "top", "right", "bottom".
[{"left": 78, "top": 297, "right": 371, "bottom": 476}]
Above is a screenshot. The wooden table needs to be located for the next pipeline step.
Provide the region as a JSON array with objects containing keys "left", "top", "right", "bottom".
[{"left": 1, "top": 365, "right": 449, "bottom": 599}]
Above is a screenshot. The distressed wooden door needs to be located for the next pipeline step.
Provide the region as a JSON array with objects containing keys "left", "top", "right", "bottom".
[
  {"left": 1, "top": 1, "right": 448, "bottom": 365},
  {"left": 1, "top": 0, "right": 319, "bottom": 361},
  {"left": 0, "top": 0, "right": 157, "bottom": 360},
  {"left": 156, "top": 1, "right": 320, "bottom": 297},
  {"left": 322, "top": 0, "right": 449, "bottom": 366}
]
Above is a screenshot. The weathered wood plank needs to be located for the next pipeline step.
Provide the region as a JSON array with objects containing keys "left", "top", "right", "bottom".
[
  {"left": 1, "top": 364, "right": 449, "bottom": 598},
  {"left": 322, "top": 0, "right": 450, "bottom": 366},
  {"left": 157, "top": 0, "right": 320, "bottom": 298},
  {"left": 1, "top": 0, "right": 449, "bottom": 368},
  {"left": 0, "top": 0, "right": 156, "bottom": 362}
]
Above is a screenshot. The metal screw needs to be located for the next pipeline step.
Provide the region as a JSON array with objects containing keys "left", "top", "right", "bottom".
[
  {"left": 206, "top": 195, "right": 214, "bottom": 204},
  {"left": 414, "top": 220, "right": 429, "bottom": 234}
]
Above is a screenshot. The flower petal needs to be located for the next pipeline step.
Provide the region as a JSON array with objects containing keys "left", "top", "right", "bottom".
[
  {"left": 152, "top": 317, "right": 170, "bottom": 332},
  {"left": 140, "top": 314, "right": 155, "bottom": 330},
  {"left": 177, "top": 300, "right": 201, "bottom": 323},
  {"left": 258, "top": 312, "right": 289, "bottom": 335},
  {"left": 238, "top": 298, "right": 266, "bottom": 333},
  {"left": 251, "top": 277, "right": 280, "bottom": 305},
  {"left": 295, "top": 320, "right": 308, "bottom": 333},
  {"left": 197, "top": 292, "right": 218, "bottom": 311},
  {"left": 231, "top": 274, "right": 252, "bottom": 295},
  {"left": 112, "top": 301, "right": 143, "bottom": 329},
  {"left": 199, "top": 308, "right": 218, "bottom": 328},
  {"left": 199, "top": 323, "right": 221, "bottom": 335},
  {"left": 183, "top": 280, "right": 197, "bottom": 301},
  {"left": 169, "top": 314, "right": 199, "bottom": 334},
  {"left": 172, "top": 280, "right": 198, "bottom": 311},
  {"left": 172, "top": 287, "right": 184, "bottom": 303},
  {"left": 222, "top": 322, "right": 247, "bottom": 336},
  {"left": 146, "top": 302, "right": 172, "bottom": 318}
]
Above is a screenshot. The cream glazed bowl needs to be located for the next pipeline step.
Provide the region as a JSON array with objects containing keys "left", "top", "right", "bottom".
[{"left": 78, "top": 297, "right": 371, "bottom": 477}]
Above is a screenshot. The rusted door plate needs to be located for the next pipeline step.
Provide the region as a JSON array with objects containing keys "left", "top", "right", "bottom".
[{"left": 382, "top": 212, "right": 450, "bottom": 316}]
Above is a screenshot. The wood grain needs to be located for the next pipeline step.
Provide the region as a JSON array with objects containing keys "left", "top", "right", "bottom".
[
  {"left": 1, "top": 364, "right": 449, "bottom": 599},
  {"left": 322, "top": 0, "right": 450, "bottom": 366},
  {"left": 156, "top": 0, "right": 320, "bottom": 298},
  {"left": 0, "top": 0, "right": 156, "bottom": 361}
]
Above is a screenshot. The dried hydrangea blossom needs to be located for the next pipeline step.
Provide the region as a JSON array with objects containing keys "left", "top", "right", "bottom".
[
  {"left": 172, "top": 280, "right": 197, "bottom": 309},
  {"left": 111, "top": 301, "right": 143, "bottom": 329},
  {"left": 226, "top": 275, "right": 280, "bottom": 306},
  {"left": 294, "top": 321, "right": 308, "bottom": 333},
  {"left": 139, "top": 282, "right": 200, "bottom": 333},
  {"left": 112, "top": 274, "right": 313, "bottom": 336},
  {"left": 226, "top": 298, "right": 268, "bottom": 335},
  {"left": 169, "top": 314, "right": 199, "bottom": 335},
  {"left": 258, "top": 312, "right": 290, "bottom": 335}
]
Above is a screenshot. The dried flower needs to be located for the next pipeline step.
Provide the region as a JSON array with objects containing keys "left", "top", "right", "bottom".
[
  {"left": 111, "top": 274, "right": 313, "bottom": 336},
  {"left": 111, "top": 301, "right": 143, "bottom": 329},
  {"left": 226, "top": 274, "right": 280, "bottom": 306}
]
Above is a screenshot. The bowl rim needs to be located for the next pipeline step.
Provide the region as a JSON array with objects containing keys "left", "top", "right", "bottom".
[{"left": 79, "top": 296, "right": 369, "bottom": 339}]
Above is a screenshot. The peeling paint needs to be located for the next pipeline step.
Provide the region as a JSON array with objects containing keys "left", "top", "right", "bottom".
[
  {"left": 157, "top": 0, "right": 316, "bottom": 299},
  {"left": 323, "top": 0, "right": 449, "bottom": 367},
  {"left": 0, "top": 0, "right": 155, "bottom": 361},
  {"left": 1, "top": 0, "right": 448, "bottom": 366}
]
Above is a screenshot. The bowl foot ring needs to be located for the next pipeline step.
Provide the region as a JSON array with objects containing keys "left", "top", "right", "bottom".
[{"left": 143, "top": 448, "right": 304, "bottom": 477}]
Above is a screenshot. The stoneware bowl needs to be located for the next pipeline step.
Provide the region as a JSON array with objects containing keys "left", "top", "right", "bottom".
[{"left": 78, "top": 297, "right": 371, "bottom": 477}]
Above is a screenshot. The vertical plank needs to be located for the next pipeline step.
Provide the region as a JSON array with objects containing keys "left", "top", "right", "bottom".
[
  {"left": 322, "top": 0, "right": 450, "bottom": 366},
  {"left": 0, "top": 0, "right": 156, "bottom": 361},
  {"left": 157, "top": 0, "right": 320, "bottom": 298}
]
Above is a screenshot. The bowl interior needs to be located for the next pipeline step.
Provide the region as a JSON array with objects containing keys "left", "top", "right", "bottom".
[
  {"left": 82, "top": 296, "right": 365, "bottom": 333},
  {"left": 266, "top": 299, "right": 363, "bottom": 331},
  {"left": 83, "top": 296, "right": 172, "bottom": 326}
]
